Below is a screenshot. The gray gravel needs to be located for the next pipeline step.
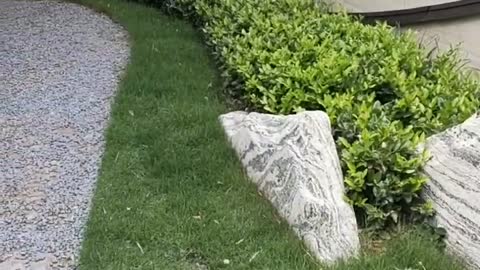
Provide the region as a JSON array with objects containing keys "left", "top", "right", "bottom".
[{"left": 0, "top": 1, "right": 129, "bottom": 269}]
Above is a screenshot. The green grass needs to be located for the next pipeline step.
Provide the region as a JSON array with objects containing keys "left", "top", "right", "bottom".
[
  {"left": 75, "top": 0, "right": 466, "bottom": 269},
  {"left": 333, "top": 229, "right": 465, "bottom": 270}
]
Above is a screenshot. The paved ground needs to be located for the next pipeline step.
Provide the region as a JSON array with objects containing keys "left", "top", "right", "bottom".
[
  {"left": 0, "top": 1, "right": 129, "bottom": 269},
  {"left": 335, "top": 0, "right": 480, "bottom": 72},
  {"left": 335, "top": 0, "right": 459, "bottom": 12},
  {"left": 414, "top": 17, "right": 480, "bottom": 71}
]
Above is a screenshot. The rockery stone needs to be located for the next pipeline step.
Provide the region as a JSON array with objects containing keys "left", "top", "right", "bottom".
[
  {"left": 423, "top": 113, "right": 480, "bottom": 270},
  {"left": 219, "top": 111, "right": 360, "bottom": 264}
]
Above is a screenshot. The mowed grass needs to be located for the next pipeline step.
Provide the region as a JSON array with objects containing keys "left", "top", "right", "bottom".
[
  {"left": 76, "top": 1, "right": 318, "bottom": 269},
  {"left": 76, "top": 0, "right": 466, "bottom": 269},
  {"left": 333, "top": 229, "right": 465, "bottom": 270}
]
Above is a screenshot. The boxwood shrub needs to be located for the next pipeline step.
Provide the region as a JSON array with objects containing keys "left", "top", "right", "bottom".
[{"left": 164, "top": 0, "right": 480, "bottom": 228}]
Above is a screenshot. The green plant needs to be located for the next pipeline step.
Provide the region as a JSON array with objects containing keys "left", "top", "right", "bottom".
[
  {"left": 75, "top": 1, "right": 319, "bottom": 268},
  {"left": 152, "top": 0, "right": 479, "bottom": 228},
  {"left": 75, "top": 0, "right": 470, "bottom": 268}
]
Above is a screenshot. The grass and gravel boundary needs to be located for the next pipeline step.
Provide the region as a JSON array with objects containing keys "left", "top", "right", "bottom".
[
  {"left": 75, "top": 0, "right": 319, "bottom": 269},
  {"left": 74, "top": 0, "right": 466, "bottom": 269}
]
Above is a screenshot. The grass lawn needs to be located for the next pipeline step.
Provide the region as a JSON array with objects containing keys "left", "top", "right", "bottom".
[{"left": 75, "top": 0, "right": 466, "bottom": 269}]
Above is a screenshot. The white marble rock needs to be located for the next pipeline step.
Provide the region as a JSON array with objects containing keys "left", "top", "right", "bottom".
[
  {"left": 423, "top": 113, "right": 480, "bottom": 269},
  {"left": 219, "top": 111, "right": 360, "bottom": 264}
]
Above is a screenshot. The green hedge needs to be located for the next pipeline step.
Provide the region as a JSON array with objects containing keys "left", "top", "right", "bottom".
[{"left": 169, "top": 0, "right": 479, "bottom": 228}]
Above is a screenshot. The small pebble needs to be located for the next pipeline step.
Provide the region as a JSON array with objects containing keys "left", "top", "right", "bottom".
[{"left": 0, "top": 1, "right": 129, "bottom": 269}]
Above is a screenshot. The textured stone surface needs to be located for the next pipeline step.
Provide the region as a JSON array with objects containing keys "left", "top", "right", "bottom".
[
  {"left": 423, "top": 113, "right": 480, "bottom": 269},
  {"left": 219, "top": 111, "right": 360, "bottom": 264},
  {"left": 0, "top": 1, "right": 129, "bottom": 269}
]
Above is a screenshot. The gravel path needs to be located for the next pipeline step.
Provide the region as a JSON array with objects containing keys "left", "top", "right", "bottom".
[{"left": 0, "top": 1, "right": 129, "bottom": 269}]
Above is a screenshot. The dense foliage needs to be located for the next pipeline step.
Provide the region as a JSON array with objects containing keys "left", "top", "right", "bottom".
[{"left": 150, "top": 0, "right": 479, "bottom": 228}]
